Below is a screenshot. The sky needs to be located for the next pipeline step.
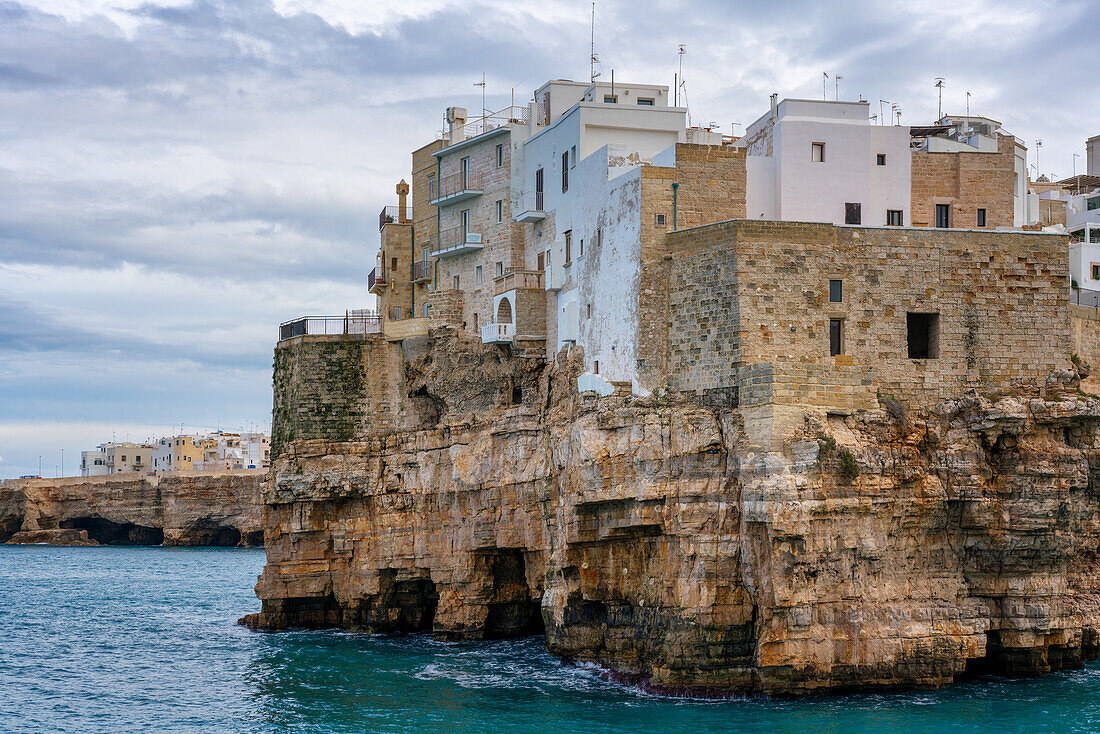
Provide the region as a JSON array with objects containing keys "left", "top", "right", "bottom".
[{"left": 1, "top": 0, "right": 1097, "bottom": 478}]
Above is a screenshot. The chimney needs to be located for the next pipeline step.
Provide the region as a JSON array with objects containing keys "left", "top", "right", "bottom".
[
  {"left": 396, "top": 180, "right": 410, "bottom": 223},
  {"left": 447, "top": 106, "right": 468, "bottom": 144},
  {"left": 770, "top": 93, "right": 779, "bottom": 119}
]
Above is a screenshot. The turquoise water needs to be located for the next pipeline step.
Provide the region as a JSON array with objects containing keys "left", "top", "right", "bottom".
[{"left": 3, "top": 546, "right": 1100, "bottom": 733}]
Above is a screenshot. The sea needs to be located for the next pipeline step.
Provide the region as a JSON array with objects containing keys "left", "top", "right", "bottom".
[{"left": 2, "top": 545, "right": 1100, "bottom": 734}]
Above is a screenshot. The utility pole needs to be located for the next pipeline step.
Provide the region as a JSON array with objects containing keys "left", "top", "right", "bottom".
[
  {"left": 676, "top": 44, "right": 686, "bottom": 107},
  {"left": 934, "top": 77, "right": 945, "bottom": 120},
  {"left": 823, "top": 72, "right": 828, "bottom": 100}
]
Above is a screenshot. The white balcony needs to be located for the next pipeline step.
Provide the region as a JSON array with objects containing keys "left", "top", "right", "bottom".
[
  {"left": 514, "top": 191, "right": 546, "bottom": 223},
  {"left": 481, "top": 321, "right": 515, "bottom": 344},
  {"left": 431, "top": 229, "right": 484, "bottom": 258}
]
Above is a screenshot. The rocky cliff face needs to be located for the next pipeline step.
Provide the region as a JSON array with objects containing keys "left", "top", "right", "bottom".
[
  {"left": 1, "top": 472, "right": 265, "bottom": 547},
  {"left": 245, "top": 331, "right": 1100, "bottom": 695}
]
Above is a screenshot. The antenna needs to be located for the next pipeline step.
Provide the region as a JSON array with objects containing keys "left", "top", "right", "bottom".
[
  {"left": 1036, "top": 139, "right": 1043, "bottom": 175},
  {"left": 1074, "top": 152, "right": 1080, "bottom": 178},
  {"left": 879, "top": 99, "right": 890, "bottom": 126},
  {"left": 474, "top": 73, "right": 486, "bottom": 120},
  {"left": 676, "top": 44, "right": 686, "bottom": 107},
  {"left": 823, "top": 71, "right": 829, "bottom": 100},
  {"left": 589, "top": 2, "right": 600, "bottom": 82},
  {"left": 834, "top": 75, "right": 842, "bottom": 101},
  {"left": 895, "top": 106, "right": 902, "bottom": 126},
  {"left": 934, "top": 77, "right": 945, "bottom": 120},
  {"left": 966, "top": 91, "right": 971, "bottom": 117}
]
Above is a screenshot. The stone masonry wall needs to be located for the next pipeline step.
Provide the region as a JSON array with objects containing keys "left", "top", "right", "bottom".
[
  {"left": 1072, "top": 304, "right": 1100, "bottom": 373},
  {"left": 271, "top": 335, "right": 401, "bottom": 456},
  {"left": 911, "top": 135, "right": 1016, "bottom": 229}
]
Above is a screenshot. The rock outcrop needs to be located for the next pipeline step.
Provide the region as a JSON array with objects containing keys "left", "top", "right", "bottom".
[
  {"left": 1, "top": 472, "right": 265, "bottom": 547},
  {"left": 244, "top": 331, "right": 1100, "bottom": 695}
]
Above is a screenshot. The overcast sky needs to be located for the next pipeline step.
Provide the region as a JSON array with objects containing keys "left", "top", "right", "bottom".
[{"left": 1, "top": 0, "right": 1097, "bottom": 478}]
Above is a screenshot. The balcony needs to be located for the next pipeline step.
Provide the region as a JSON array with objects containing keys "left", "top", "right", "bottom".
[
  {"left": 429, "top": 171, "right": 484, "bottom": 207},
  {"left": 378, "top": 205, "right": 400, "bottom": 230},
  {"left": 494, "top": 268, "right": 544, "bottom": 295},
  {"left": 446, "top": 105, "right": 530, "bottom": 145},
  {"left": 411, "top": 260, "right": 432, "bottom": 283},
  {"left": 430, "top": 226, "right": 484, "bottom": 258},
  {"left": 514, "top": 191, "right": 546, "bottom": 223},
  {"left": 481, "top": 321, "right": 515, "bottom": 344},
  {"left": 368, "top": 266, "right": 387, "bottom": 293},
  {"left": 278, "top": 312, "right": 382, "bottom": 342}
]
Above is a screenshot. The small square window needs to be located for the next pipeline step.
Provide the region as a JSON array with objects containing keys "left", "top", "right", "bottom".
[
  {"left": 496, "top": 261, "right": 503, "bottom": 276},
  {"left": 876, "top": 153, "right": 886, "bottom": 166},
  {"left": 907, "top": 313, "right": 940, "bottom": 359},
  {"left": 936, "top": 204, "right": 950, "bottom": 228},
  {"left": 845, "top": 203, "right": 861, "bottom": 225},
  {"left": 1091, "top": 263, "right": 1100, "bottom": 280},
  {"left": 887, "top": 210, "right": 903, "bottom": 226},
  {"left": 637, "top": 98, "right": 654, "bottom": 106},
  {"left": 977, "top": 208, "right": 986, "bottom": 227},
  {"left": 812, "top": 142, "right": 826, "bottom": 163},
  {"left": 829, "top": 279, "right": 843, "bottom": 303},
  {"left": 655, "top": 213, "right": 667, "bottom": 226},
  {"left": 603, "top": 95, "right": 617, "bottom": 104}
]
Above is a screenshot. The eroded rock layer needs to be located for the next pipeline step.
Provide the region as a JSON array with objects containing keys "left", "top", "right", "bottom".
[
  {"left": 1, "top": 472, "right": 264, "bottom": 547},
  {"left": 246, "top": 333, "right": 1100, "bottom": 695}
]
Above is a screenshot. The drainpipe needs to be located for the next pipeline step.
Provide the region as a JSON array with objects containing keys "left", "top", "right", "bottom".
[
  {"left": 410, "top": 225, "right": 415, "bottom": 317},
  {"left": 671, "top": 182, "right": 679, "bottom": 231}
]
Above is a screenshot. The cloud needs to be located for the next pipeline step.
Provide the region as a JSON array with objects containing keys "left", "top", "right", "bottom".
[{"left": 0, "top": 0, "right": 1097, "bottom": 478}]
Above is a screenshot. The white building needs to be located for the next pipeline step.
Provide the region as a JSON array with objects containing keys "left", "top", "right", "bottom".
[
  {"left": 1089, "top": 134, "right": 1099, "bottom": 176},
  {"left": 80, "top": 448, "right": 109, "bottom": 476},
  {"left": 79, "top": 442, "right": 153, "bottom": 476},
  {"left": 738, "top": 98, "right": 912, "bottom": 226}
]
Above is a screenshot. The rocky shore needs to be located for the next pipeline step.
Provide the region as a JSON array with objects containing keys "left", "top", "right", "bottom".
[
  {"left": 1, "top": 471, "right": 265, "bottom": 547},
  {"left": 242, "top": 331, "right": 1100, "bottom": 695}
]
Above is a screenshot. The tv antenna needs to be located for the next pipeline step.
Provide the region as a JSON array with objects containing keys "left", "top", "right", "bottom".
[
  {"left": 474, "top": 73, "right": 486, "bottom": 119},
  {"left": 879, "top": 99, "right": 891, "bottom": 126},
  {"left": 966, "top": 91, "right": 971, "bottom": 116},
  {"left": 589, "top": 2, "right": 600, "bottom": 82},
  {"left": 1035, "top": 139, "right": 1043, "bottom": 175},
  {"left": 675, "top": 44, "right": 686, "bottom": 107},
  {"left": 834, "top": 75, "right": 842, "bottom": 100},
  {"left": 822, "top": 72, "right": 829, "bottom": 100},
  {"left": 934, "top": 77, "right": 945, "bottom": 120}
]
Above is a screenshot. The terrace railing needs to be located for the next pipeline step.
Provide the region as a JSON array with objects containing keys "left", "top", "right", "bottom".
[{"left": 278, "top": 312, "right": 382, "bottom": 342}]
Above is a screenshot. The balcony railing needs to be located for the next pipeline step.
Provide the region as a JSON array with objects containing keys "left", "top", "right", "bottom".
[
  {"left": 379, "top": 205, "right": 400, "bottom": 230},
  {"left": 446, "top": 105, "right": 530, "bottom": 144},
  {"left": 430, "top": 226, "right": 484, "bottom": 258},
  {"left": 514, "top": 191, "right": 546, "bottom": 222},
  {"left": 411, "top": 260, "right": 431, "bottom": 283},
  {"left": 429, "top": 171, "right": 484, "bottom": 206},
  {"left": 278, "top": 312, "right": 382, "bottom": 342},
  {"left": 368, "top": 266, "right": 387, "bottom": 292},
  {"left": 494, "top": 268, "right": 544, "bottom": 295},
  {"left": 481, "top": 321, "right": 515, "bottom": 344}
]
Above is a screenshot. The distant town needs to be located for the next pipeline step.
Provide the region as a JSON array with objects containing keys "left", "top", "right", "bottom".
[{"left": 73, "top": 431, "right": 271, "bottom": 477}]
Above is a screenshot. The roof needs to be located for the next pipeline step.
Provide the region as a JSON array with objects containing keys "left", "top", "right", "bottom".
[
  {"left": 909, "top": 125, "right": 952, "bottom": 137},
  {"left": 1055, "top": 174, "right": 1100, "bottom": 195}
]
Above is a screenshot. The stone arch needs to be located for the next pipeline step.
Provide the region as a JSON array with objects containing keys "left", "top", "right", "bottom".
[{"left": 496, "top": 297, "right": 514, "bottom": 324}]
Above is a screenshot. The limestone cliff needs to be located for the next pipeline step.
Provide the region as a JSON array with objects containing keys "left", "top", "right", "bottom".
[
  {"left": 1, "top": 472, "right": 264, "bottom": 546},
  {"left": 244, "top": 331, "right": 1100, "bottom": 695}
]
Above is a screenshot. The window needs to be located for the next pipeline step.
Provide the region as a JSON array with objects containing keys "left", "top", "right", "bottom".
[
  {"left": 812, "top": 142, "right": 825, "bottom": 162},
  {"left": 390, "top": 306, "right": 402, "bottom": 320},
  {"left": 1087, "top": 196, "right": 1099, "bottom": 211},
  {"left": 496, "top": 199, "right": 503, "bottom": 223},
  {"left": 428, "top": 175, "right": 436, "bottom": 200},
  {"left": 423, "top": 303, "right": 431, "bottom": 317},
  {"left": 476, "top": 265, "right": 483, "bottom": 284},
  {"left": 1091, "top": 264, "right": 1100, "bottom": 280},
  {"left": 594, "top": 360, "right": 599, "bottom": 374},
  {"left": 473, "top": 313, "right": 478, "bottom": 329},
  {"left": 586, "top": 303, "right": 591, "bottom": 319},
  {"left": 603, "top": 95, "right": 617, "bottom": 104},
  {"left": 391, "top": 256, "right": 397, "bottom": 272},
  {"left": 845, "top": 203, "right": 861, "bottom": 225},
  {"left": 655, "top": 213, "right": 667, "bottom": 227},
  {"left": 564, "top": 230, "right": 572, "bottom": 263},
  {"left": 535, "top": 167, "right": 544, "bottom": 209},
  {"left": 562, "top": 152, "right": 569, "bottom": 192},
  {"left": 887, "top": 210, "right": 903, "bottom": 226},
  {"left": 829, "top": 279, "right": 843, "bottom": 303},
  {"left": 829, "top": 319, "right": 844, "bottom": 356},
  {"left": 496, "top": 143, "right": 504, "bottom": 167},
  {"left": 453, "top": 275, "right": 460, "bottom": 289},
  {"left": 907, "top": 313, "right": 940, "bottom": 359},
  {"left": 876, "top": 153, "right": 886, "bottom": 166},
  {"left": 977, "top": 208, "right": 986, "bottom": 227},
  {"left": 496, "top": 261, "right": 503, "bottom": 277},
  {"left": 460, "top": 156, "right": 470, "bottom": 188},
  {"left": 511, "top": 386, "right": 522, "bottom": 404},
  {"left": 461, "top": 209, "right": 470, "bottom": 237},
  {"left": 537, "top": 252, "right": 545, "bottom": 271},
  {"left": 935, "top": 204, "right": 950, "bottom": 228},
  {"left": 637, "top": 98, "right": 654, "bottom": 106},
  {"left": 570, "top": 145, "right": 577, "bottom": 168},
  {"left": 597, "top": 227, "right": 603, "bottom": 246},
  {"left": 579, "top": 239, "right": 584, "bottom": 257}
]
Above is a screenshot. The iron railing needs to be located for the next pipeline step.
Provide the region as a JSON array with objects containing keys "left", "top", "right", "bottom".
[
  {"left": 379, "top": 205, "right": 400, "bottom": 230},
  {"left": 411, "top": 260, "right": 431, "bottom": 282},
  {"left": 447, "top": 105, "right": 530, "bottom": 143},
  {"left": 279, "top": 312, "right": 382, "bottom": 341},
  {"left": 368, "top": 266, "right": 387, "bottom": 291},
  {"left": 433, "top": 171, "right": 483, "bottom": 201},
  {"left": 430, "top": 226, "right": 483, "bottom": 256},
  {"left": 1073, "top": 287, "right": 1100, "bottom": 309}
]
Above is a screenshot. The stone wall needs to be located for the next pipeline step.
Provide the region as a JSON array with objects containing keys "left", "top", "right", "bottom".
[
  {"left": 271, "top": 335, "right": 401, "bottom": 456},
  {"left": 911, "top": 135, "right": 1016, "bottom": 229},
  {"left": 1072, "top": 304, "right": 1100, "bottom": 373},
  {"left": 665, "top": 220, "right": 1070, "bottom": 412}
]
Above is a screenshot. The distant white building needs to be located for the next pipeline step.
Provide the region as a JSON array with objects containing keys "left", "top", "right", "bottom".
[{"left": 80, "top": 442, "right": 153, "bottom": 476}]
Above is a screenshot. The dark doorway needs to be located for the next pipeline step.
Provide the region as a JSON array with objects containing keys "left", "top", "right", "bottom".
[
  {"left": 484, "top": 549, "right": 543, "bottom": 638},
  {"left": 907, "top": 312, "right": 940, "bottom": 359}
]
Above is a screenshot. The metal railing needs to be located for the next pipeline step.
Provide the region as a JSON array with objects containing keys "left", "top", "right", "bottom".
[
  {"left": 279, "top": 312, "right": 382, "bottom": 341},
  {"left": 368, "top": 266, "right": 387, "bottom": 290},
  {"left": 379, "top": 205, "right": 400, "bottom": 230},
  {"left": 1072, "top": 287, "right": 1100, "bottom": 309},
  {"left": 433, "top": 171, "right": 483, "bottom": 201},
  {"left": 517, "top": 190, "right": 545, "bottom": 214},
  {"left": 411, "top": 260, "right": 431, "bottom": 282},
  {"left": 447, "top": 105, "right": 530, "bottom": 143}
]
